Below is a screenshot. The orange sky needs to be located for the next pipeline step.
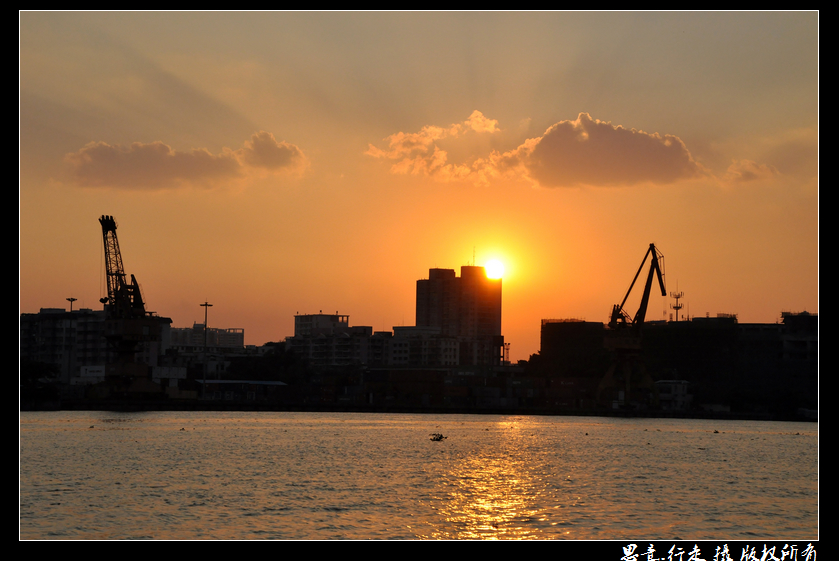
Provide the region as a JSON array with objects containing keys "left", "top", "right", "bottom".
[{"left": 19, "top": 12, "right": 818, "bottom": 361}]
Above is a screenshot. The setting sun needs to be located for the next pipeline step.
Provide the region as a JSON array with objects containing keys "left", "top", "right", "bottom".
[
  {"left": 18, "top": 12, "right": 817, "bottom": 365},
  {"left": 485, "top": 259, "right": 505, "bottom": 279}
]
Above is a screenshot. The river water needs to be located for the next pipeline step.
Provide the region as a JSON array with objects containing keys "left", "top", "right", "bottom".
[{"left": 19, "top": 411, "right": 817, "bottom": 540}]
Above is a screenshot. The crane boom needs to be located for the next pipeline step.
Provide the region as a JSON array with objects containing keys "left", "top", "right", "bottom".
[
  {"left": 99, "top": 215, "right": 146, "bottom": 319},
  {"left": 609, "top": 243, "right": 666, "bottom": 330}
]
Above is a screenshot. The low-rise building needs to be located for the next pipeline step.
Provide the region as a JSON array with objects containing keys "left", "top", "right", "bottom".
[{"left": 20, "top": 307, "right": 171, "bottom": 385}]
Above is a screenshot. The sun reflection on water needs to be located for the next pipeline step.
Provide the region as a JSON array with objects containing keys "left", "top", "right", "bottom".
[{"left": 423, "top": 420, "right": 549, "bottom": 540}]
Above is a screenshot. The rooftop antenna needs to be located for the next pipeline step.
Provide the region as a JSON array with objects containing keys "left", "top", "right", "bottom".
[{"left": 473, "top": 246, "right": 476, "bottom": 266}]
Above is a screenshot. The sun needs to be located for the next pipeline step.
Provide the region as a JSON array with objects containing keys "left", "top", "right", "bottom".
[{"left": 485, "top": 259, "right": 505, "bottom": 279}]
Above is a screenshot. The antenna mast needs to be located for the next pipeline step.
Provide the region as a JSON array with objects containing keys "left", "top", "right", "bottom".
[{"left": 670, "top": 287, "right": 685, "bottom": 322}]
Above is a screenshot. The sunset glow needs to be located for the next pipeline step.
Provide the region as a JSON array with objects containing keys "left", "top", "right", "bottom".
[{"left": 19, "top": 12, "right": 818, "bottom": 362}]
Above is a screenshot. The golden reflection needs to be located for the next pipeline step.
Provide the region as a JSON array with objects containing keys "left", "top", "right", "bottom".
[{"left": 424, "top": 422, "right": 547, "bottom": 540}]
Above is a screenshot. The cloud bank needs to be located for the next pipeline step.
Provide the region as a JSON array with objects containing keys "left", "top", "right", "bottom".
[
  {"left": 64, "top": 131, "right": 306, "bottom": 189},
  {"left": 506, "top": 113, "right": 708, "bottom": 187},
  {"left": 368, "top": 111, "right": 711, "bottom": 188}
]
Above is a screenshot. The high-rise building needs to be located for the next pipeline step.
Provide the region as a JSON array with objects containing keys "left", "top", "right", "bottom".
[{"left": 415, "top": 265, "right": 503, "bottom": 366}]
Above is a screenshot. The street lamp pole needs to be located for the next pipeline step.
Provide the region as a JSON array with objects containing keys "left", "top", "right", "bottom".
[{"left": 201, "top": 301, "right": 212, "bottom": 399}]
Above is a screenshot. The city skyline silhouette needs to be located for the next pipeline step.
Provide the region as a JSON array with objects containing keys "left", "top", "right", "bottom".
[{"left": 20, "top": 12, "right": 818, "bottom": 362}]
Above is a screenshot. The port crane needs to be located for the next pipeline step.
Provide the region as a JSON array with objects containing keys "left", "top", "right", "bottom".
[
  {"left": 600, "top": 243, "right": 666, "bottom": 409},
  {"left": 97, "top": 215, "right": 165, "bottom": 390},
  {"left": 99, "top": 215, "right": 147, "bottom": 318},
  {"left": 608, "top": 243, "right": 666, "bottom": 331}
]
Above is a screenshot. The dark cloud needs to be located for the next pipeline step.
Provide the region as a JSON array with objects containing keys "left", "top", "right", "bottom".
[
  {"left": 510, "top": 113, "right": 708, "bottom": 187},
  {"left": 238, "top": 131, "right": 305, "bottom": 170},
  {"left": 64, "top": 131, "right": 306, "bottom": 189}
]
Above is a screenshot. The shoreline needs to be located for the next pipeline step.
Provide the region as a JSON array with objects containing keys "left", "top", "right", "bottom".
[{"left": 20, "top": 399, "right": 818, "bottom": 422}]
